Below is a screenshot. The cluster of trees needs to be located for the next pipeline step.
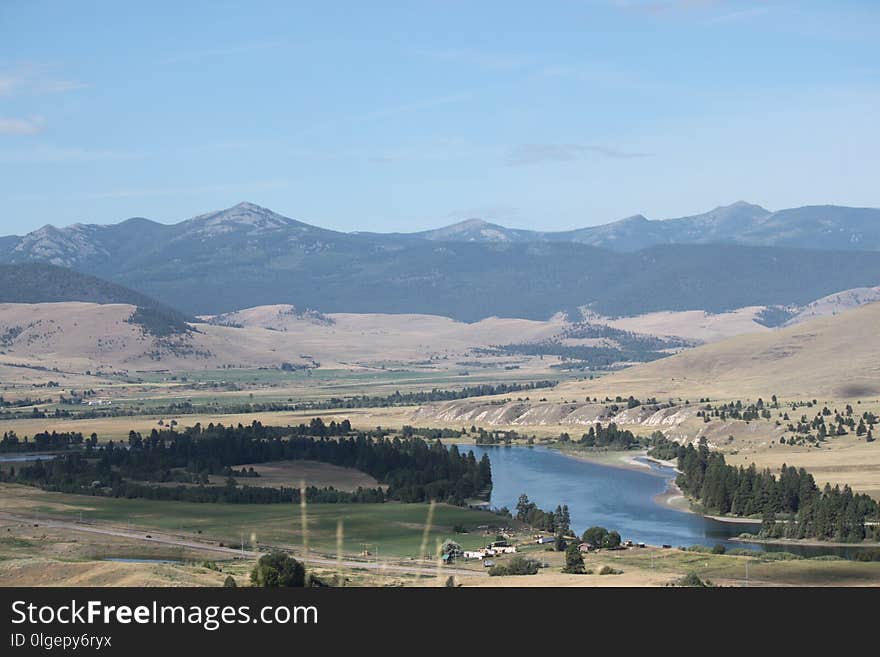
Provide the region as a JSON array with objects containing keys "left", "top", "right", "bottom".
[
  {"left": 697, "top": 400, "right": 772, "bottom": 423},
  {"left": 580, "top": 526, "right": 623, "bottom": 549},
  {"left": 0, "top": 395, "right": 53, "bottom": 408},
  {"left": 291, "top": 382, "right": 556, "bottom": 411},
  {"left": 561, "top": 526, "right": 624, "bottom": 574},
  {"left": 655, "top": 437, "right": 880, "bottom": 542},
  {"left": 474, "top": 428, "right": 531, "bottom": 445},
  {"left": 556, "top": 323, "right": 692, "bottom": 350},
  {"left": 498, "top": 323, "right": 691, "bottom": 369},
  {"left": 514, "top": 494, "right": 571, "bottom": 534},
  {"left": 0, "top": 430, "right": 96, "bottom": 452},
  {"left": 779, "top": 406, "right": 876, "bottom": 443},
  {"left": 500, "top": 343, "right": 669, "bottom": 370},
  {"left": 4, "top": 420, "right": 492, "bottom": 506},
  {"left": 691, "top": 397, "right": 877, "bottom": 444},
  {"left": 400, "top": 426, "right": 464, "bottom": 439},
  {"left": 575, "top": 423, "right": 649, "bottom": 450}
]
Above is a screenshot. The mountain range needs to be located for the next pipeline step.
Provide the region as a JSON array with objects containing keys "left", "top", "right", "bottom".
[
  {"left": 2, "top": 201, "right": 879, "bottom": 321},
  {"left": 414, "top": 201, "right": 880, "bottom": 251}
]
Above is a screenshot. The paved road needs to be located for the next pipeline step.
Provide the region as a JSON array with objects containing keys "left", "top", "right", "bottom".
[{"left": 0, "top": 511, "right": 484, "bottom": 578}]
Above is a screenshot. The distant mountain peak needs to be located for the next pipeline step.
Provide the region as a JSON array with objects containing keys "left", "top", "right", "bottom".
[
  {"left": 231, "top": 200, "right": 270, "bottom": 212},
  {"left": 181, "top": 201, "right": 301, "bottom": 235},
  {"left": 418, "top": 217, "right": 524, "bottom": 242},
  {"left": 614, "top": 214, "right": 650, "bottom": 224},
  {"left": 447, "top": 217, "right": 494, "bottom": 229},
  {"left": 725, "top": 200, "right": 768, "bottom": 211}
]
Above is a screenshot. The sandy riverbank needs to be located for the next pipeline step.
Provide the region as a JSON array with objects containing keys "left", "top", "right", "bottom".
[
  {"left": 551, "top": 447, "right": 655, "bottom": 472},
  {"left": 550, "top": 447, "right": 699, "bottom": 516}
]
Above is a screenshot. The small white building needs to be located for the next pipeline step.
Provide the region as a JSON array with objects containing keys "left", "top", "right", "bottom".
[{"left": 463, "top": 545, "right": 517, "bottom": 560}]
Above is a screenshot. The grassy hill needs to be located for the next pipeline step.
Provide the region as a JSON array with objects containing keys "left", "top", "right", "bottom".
[
  {"left": 560, "top": 300, "right": 880, "bottom": 400},
  {"left": 0, "top": 263, "right": 192, "bottom": 336}
]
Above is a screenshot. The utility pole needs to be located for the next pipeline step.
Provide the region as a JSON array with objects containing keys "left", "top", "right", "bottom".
[{"left": 745, "top": 559, "right": 749, "bottom": 587}]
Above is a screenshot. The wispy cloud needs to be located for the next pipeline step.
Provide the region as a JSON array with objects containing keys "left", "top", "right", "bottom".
[
  {"left": 0, "top": 64, "right": 89, "bottom": 97},
  {"left": 0, "top": 146, "right": 141, "bottom": 164},
  {"left": 707, "top": 6, "right": 770, "bottom": 24},
  {"left": 507, "top": 143, "right": 652, "bottom": 165},
  {"left": 159, "top": 40, "right": 290, "bottom": 65},
  {"left": 415, "top": 47, "right": 533, "bottom": 71},
  {"left": 0, "top": 116, "right": 45, "bottom": 136}
]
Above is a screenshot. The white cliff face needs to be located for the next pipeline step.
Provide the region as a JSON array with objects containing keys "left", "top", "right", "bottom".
[{"left": 410, "top": 398, "right": 709, "bottom": 437}]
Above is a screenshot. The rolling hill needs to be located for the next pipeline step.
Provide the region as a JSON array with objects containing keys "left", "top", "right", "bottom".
[
  {"left": 556, "top": 300, "right": 880, "bottom": 400},
  {"left": 0, "top": 263, "right": 192, "bottom": 336}
]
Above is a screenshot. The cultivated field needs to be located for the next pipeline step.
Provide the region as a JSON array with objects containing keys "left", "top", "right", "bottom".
[{"left": 214, "top": 460, "right": 381, "bottom": 491}]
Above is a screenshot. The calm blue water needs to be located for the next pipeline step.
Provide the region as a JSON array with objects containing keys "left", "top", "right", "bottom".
[
  {"left": 467, "top": 445, "right": 871, "bottom": 558},
  {"left": 468, "top": 444, "right": 751, "bottom": 549},
  {"left": 0, "top": 453, "right": 59, "bottom": 463}
]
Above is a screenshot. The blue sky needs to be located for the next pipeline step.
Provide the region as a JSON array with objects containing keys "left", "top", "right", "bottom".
[{"left": 1, "top": 0, "right": 878, "bottom": 234}]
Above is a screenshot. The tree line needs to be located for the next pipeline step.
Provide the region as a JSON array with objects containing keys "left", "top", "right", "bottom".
[
  {"left": 3, "top": 381, "right": 558, "bottom": 422},
  {"left": 652, "top": 437, "right": 880, "bottom": 542},
  {"left": 2, "top": 419, "right": 492, "bottom": 507}
]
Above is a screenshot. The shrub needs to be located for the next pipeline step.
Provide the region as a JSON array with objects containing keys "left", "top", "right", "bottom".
[
  {"left": 753, "top": 551, "right": 802, "bottom": 561},
  {"left": 598, "top": 565, "right": 622, "bottom": 575},
  {"left": 676, "top": 572, "right": 708, "bottom": 587},
  {"left": 489, "top": 556, "right": 539, "bottom": 576},
  {"left": 250, "top": 551, "right": 306, "bottom": 587}
]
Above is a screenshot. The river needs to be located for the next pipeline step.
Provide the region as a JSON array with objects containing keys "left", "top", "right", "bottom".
[{"left": 468, "top": 444, "right": 871, "bottom": 558}]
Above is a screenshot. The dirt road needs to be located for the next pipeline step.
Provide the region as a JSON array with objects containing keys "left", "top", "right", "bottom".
[{"left": 0, "top": 511, "right": 484, "bottom": 578}]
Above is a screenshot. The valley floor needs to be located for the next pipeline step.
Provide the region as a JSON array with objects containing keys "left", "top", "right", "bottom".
[{"left": 3, "top": 492, "right": 878, "bottom": 587}]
